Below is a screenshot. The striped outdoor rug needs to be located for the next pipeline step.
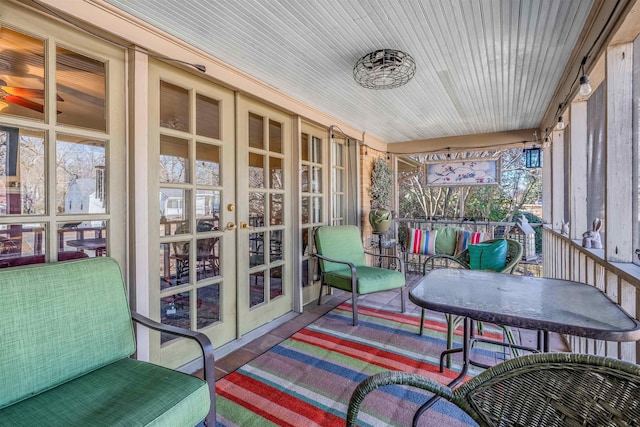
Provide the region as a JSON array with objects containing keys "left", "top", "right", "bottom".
[{"left": 216, "top": 302, "right": 511, "bottom": 426}]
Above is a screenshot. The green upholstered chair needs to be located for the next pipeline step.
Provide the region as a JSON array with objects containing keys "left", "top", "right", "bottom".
[
  {"left": 314, "top": 225, "right": 406, "bottom": 326},
  {"left": 421, "top": 238, "right": 523, "bottom": 368},
  {"left": 347, "top": 353, "right": 640, "bottom": 427},
  {"left": 0, "top": 257, "right": 215, "bottom": 426}
]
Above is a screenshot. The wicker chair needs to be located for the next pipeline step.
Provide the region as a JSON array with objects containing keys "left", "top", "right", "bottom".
[
  {"left": 347, "top": 353, "right": 640, "bottom": 427},
  {"left": 420, "top": 238, "right": 523, "bottom": 368}
]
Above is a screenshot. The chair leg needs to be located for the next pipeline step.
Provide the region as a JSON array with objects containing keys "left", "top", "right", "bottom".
[
  {"left": 317, "top": 274, "right": 325, "bottom": 306},
  {"left": 352, "top": 290, "right": 359, "bottom": 326}
]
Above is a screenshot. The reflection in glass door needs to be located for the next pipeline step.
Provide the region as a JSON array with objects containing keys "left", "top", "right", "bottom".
[
  {"left": 237, "top": 96, "right": 292, "bottom": 335},
  {"left": 300, "top": 123, "right": 328, "bottom": 305},
  {"left": 149, "top": 62, "right": 235, "bottom": 366}
]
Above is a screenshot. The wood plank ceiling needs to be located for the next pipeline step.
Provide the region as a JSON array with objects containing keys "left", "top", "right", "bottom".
[{"left": 104, "top": 0, "right": 593, "bottom": 143}]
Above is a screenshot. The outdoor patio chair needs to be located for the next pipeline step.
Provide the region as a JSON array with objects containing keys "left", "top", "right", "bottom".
[
  {"left": 347, "top": 352, "right": 640, "bottom": 427},
  {"left": 313, "top": 225, "right": 406, "bottom": 326},
  {"left": 420, "top": 238, "right": 523, "bottom": 368}
]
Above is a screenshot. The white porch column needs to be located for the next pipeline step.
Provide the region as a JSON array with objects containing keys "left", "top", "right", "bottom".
[
  {"left": 569, "top": 101, "right": 588, "bottom": 240},
  {"left": 129, "top": 48, "right": 152, "bottom": 361},
  {"left": 551, "top": 130, "right": 565, "bottom": 231},
  {"left": 542, "top": 144, "right": 552, "bottom": 224},
  {"left": 605, "top": 43, "right": 634, "bottom": 262}
]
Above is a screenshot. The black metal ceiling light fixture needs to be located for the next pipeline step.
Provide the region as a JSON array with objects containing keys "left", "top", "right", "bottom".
[{"left": 353, "top": 49, "right": 416, "bottom": 90}]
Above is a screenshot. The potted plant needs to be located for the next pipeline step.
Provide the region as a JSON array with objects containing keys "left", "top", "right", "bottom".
[{"left": 369, "top": 157, "right": 393, "bottom": 233}]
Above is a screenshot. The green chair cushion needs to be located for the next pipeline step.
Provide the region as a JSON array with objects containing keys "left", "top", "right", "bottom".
[
  {"left": 0, "top": 358, "right": 210, "bottom": 427},
  {"left": 323, "top": 266, "right": 405, "bottom": 294},
  {"left": 434, "top": 226, "right": 462, "bottom": 256},
  {"left": 0, "top": 258, "right": 135, "bottom": 408},
  {"left": 469, "top": 239, "right": 508, "bottom": 271},
  {"left": 315, "top": 225, "right": 367, "bottom": 272}
]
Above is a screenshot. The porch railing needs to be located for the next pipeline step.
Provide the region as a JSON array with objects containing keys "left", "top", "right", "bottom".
[{"left": 543, "top": 227, "right": 640, "bottom": 363}]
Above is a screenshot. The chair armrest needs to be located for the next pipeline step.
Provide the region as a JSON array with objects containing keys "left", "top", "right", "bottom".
[
  {"left": 421, "top": 254, "right": 469, "bottom": 274},
  {"left": 313, "top": 253, "right": 357, "bottom": 271},
  {"left": 363, "top": 251, "right": 404, "bottom": 274},
  {"left": 131, "top": 311, "right": 216, "bottom": 427},
  {"left": 346, "top": 371, "right": 455, "bottom": 427}
]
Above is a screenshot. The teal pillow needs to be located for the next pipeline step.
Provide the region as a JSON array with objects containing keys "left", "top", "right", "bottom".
[
  {"left": 468, "top": 239, "right": 507, "bottom": 271},
  {"left": 434, "top": 226, "right": 462, "bottom": 256}
]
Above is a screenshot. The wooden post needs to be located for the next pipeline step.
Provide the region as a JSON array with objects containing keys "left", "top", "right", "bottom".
[
  {"left": 605, "top": 43, "right": 633, "bottom": 262},
  {"left": 569, "top": 101, "right": 588, "bottom": 240},
  {"left": 551, "top": 130, "right": 565, "bottom": 231}
]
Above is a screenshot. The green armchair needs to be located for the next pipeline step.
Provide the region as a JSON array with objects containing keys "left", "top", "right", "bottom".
[
  {"left": 421, "top": 238, "right": 523, "bottom": 368},
  {"left": 313, "top": 225, "right": 406, "bottom": 326},
  {"left": 347, "top": 353, "right": 640, "bottom": 426}
]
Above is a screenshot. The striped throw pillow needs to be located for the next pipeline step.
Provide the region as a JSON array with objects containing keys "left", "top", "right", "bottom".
[
  {"left": 455, "top": 230, "right": 487, "bottom": 255},
  {"left": 407, "top": 228, "right": 438, "bottom": 255}
]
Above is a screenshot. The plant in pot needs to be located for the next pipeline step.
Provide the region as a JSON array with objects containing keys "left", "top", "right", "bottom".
[{"left": 369, "top": 157, "right": 393, "bottom": 233}]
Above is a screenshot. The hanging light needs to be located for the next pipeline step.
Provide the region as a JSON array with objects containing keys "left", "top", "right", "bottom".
[
  {"left": 353, "top": 49, "right": 416, "bottom": 90},
  {"left": 524, "top": 147, "right": 542, "bottom": 168},
  {"left": 578, "top": 56, "right": 592, "bottom": 96},
  {"left": 556, "top": 115, "right": 565, "bottom": 130},
  {"left": 579, "top": 74, "right": 592, "bottom": 96}
]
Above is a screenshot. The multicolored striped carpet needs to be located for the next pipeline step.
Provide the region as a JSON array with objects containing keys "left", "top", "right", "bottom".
[{"left": 216, "top": 302, "right": 510, "bottom": 426}]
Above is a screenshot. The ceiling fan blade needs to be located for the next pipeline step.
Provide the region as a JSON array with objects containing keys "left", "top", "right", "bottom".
[
  {"left": 5, "top": 95, "right": 44, "bottom": 113},
  {"left": 0, "top": 87, "right": 64, "bottom": 102}
]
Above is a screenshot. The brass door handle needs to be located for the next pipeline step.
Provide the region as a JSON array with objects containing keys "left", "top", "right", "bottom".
[
  {"left": 239, "top": 221, "right": 255, "bottom": 230},
  {"left": 222, "top": 222, "right": 236, "bottom": 231}
]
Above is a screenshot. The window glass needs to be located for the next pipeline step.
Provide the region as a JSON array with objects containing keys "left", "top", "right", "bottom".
[
  {"left": 196, "top": 142, "right": 220, "bottom": 186},
  {"left": 0, "top": 28, "right": 45, "bottom": 121},
  {"left": 56, "top": 46, "right": 106, "bottom": 131},
  {"left": 56, "top": 134, "right": 106, "bottom": 214},
  {"left": 0, "top": 127, "right": 45, "bottom": 215},
  {"left": 0, "top": 222, "right": 46, "bottom": 268},
  {"left": 196, "top": 93, "right": 219, "bottom": 139},
  {"left": 160, "top": 135, "right": 189, "bottom": 183},
  {"left": 160, "top": 81, "right": 189, "bottom": 131},
  {"left": 248, "top": 113, "right": 263, "bottom": 149}
]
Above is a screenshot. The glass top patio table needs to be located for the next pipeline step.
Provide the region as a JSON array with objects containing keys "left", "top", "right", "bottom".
[{"left": 409, "top": 268, "right": 640, "bottom": 342}]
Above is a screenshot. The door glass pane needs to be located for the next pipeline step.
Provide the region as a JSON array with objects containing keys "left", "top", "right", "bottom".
[
  {"left": 249, "top": 271, "right": 264, "bottom": 307},
  {"left": 196, "top": 237, "right": 219, "bottom": 280},
  {"left": 249, "top": 232, "right": 264, "bottom": 267},
  {"left": 160, "top": 81, "right": 189, "bottom": 131},
  {"left": 270, "top": 266, "right": 283, "bottom": 299},
  {"left": 312, "top": 136, "right": 322, "bottom": 162},
  {"left": 270, "top": 193, "right": 283, "bottom": 225},
  {"left": 197, "top": 283, "right": 221, "bottom": 329},
  {"left": 58, "top": 222, "right": 106, "bottom": 258},
  {"left": 56, "top": 46, "right": 106, "bottom": 131},
  {"left": 333, "top": 168, "right": 344, "bottom": 192},
  {"left": 248, "top": 113, "right": 264, "bottom": 149},
  {"left": 249, "top": 153, "right": 265, "bottom": 188},
  {"left": 270, "top": 230, "right": 282, "bottom": 262},
  {"left": 249, "top": 192, "right": 265, "bottom": 226},
  {"left": 300, "top": 165, "right": 309, "bottom": 192},
  {"left": 0, "top": 223, "right": 46, "bottom": 268},
  {"left": 312, "top": 197, "right": 322, "bottom": 223},
  {"left": 161, "top": 291, "right": 190, "bottom": 344},
  {"left": 311, "top": 166, "right": 322, "bottom": 193},
  {"left": 196, "top": 93, "right": 220, "bottom": 139},
  {"left": 56, "top": 134, "right": 106, "bottom": 214},
  {"left": 160, "top": 240, "right": 189, "bottom": 288},
  {"left": 301, "top": 196, "right": 309, "bottom": 224},
  {"left": 270, "top": 156, "right": 283, "bottom": 189},
  {"left": 160, "top": 188, "right": 190, "bottom": 235},
  {"left": 0, "top": 28, "right": 45, "bottom": 121},
  {"left": 269, "top": 119, "right": 282, "bottom": 153},
  {"left": 196, "top": 143, "right": 220, "bottom": 186},
  {"left": 196, "top": 190, "right": 220, "bottom": 231},
  {"left": 301, "top": 133, "right": 309, "bottom": 161},
  {"left": 0, "top": 127, "right": 45, "bottom": 215},
  {"left": 160, "top": 135, "right": 189, "bottom": 183}
]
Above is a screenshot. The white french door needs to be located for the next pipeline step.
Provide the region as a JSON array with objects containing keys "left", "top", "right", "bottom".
[{"left": 236, "top": 94, "right": 293, "bottom": 335}]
